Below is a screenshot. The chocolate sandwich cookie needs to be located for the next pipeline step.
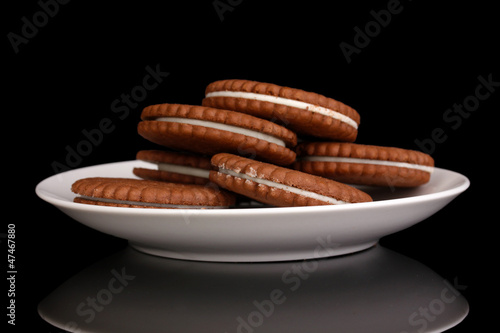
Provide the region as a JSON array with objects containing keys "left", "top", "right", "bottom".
[
  {"left": 293, "top": 142, "right": 434, "bottom": 187},
  {"left": 138, "top": 103, "right": 297, "bottom": 166},
  {"left": 209, "top": 153, "right": 372, "bottom": 207},
  {"left": 71, "top": 177, "right": 236, "bottom": 208},
  {"left": 202, "top": 79, "right": 360, "bottom": 142},
  {"left": 133, "top": 150, "right": 211, "bottom": 185}
]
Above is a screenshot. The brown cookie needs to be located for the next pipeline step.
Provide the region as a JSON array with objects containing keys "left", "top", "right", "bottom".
[
  {"left": 293, "top": 142, "right": 435, "bottom": 187},
  {"left": 209, "top": 153, "right": 372, "bottom": 207},
  {"left": 202, "top": 79, "right": 360, "bottom": 142},
  {"left": 138, "top": 103, "right": 297, "bottom": 166},
  {"left": 133, "top": 150, "right": 212, "bottom": 185},
  {"left": 71, "top": 177, "right": 236, "bottom": 208}
]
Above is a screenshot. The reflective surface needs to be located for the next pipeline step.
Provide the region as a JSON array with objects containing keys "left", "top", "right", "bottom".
[{"left": 38, "top": 245, "right": 468, "bottom": 333}]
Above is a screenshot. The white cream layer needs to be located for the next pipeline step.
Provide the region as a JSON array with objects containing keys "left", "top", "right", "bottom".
[
  {"left": 218, "top": 168, "right": 348, "bottom": 205},
  {"left": 301, "top": 156, "right": 434, "bottom": 173},
  {"left": 143, "top": 161, "right": 210, "bottom": 179},
  {"left": 155, "top": 117, "right": 285, "bottom": 147},
  {"left": 205, "top": 91, "right": 358, "bottom": 130},
  {"left": 78, "top": 196, "right": 226, "bottom": 209}
]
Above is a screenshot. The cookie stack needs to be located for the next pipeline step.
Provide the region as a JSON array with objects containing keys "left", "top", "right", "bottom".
[{"left": 71, "top": 79, "right": 434, "bottom": 209}]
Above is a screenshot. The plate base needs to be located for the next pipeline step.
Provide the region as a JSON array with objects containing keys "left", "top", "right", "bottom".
[{"left": 129, "top": 241, "right": 379, "bottom": 262}]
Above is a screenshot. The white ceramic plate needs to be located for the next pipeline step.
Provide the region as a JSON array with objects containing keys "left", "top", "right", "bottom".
[{"left": 35, "top": 160, "right": 470, "bottom": 262}]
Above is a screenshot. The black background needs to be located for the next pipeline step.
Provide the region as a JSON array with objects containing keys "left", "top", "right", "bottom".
[{"left": 4, "top": 0, "right": 498, "bottom": 331}]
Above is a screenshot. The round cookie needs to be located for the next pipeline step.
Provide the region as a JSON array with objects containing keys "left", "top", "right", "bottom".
[
  {"left": 293, "top": 142, "right": 434, "bottom": 187},
  {"left": 138, "top": 103, "right": 297, "bottom": 166},
  {"left": 133, "top": 150, "right": 212, "bottom": 185},
  {"left": 202, "top": 79, "right": 360, "bottom": 142},
  {"left": 71, "top": 177, "right": 236, "bottom": 209},
  {"left": 209, "top": 153, "right": 372, "bottom": 207}
]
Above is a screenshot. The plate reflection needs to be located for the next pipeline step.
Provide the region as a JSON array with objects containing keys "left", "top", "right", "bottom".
[{"left": 38, "top": 245, "right": 468, "bottom": 333}]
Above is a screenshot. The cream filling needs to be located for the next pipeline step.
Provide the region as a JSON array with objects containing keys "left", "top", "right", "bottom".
[
  {"left": 218, "top": 168, "right": 348, "bottom": 205},
  {"left": 77, "top": 196, "right": 226, "bottom": 209},
  {"left": 301, "top": 156, "right": 434, "bottom": 173},
  {"left": 155, "top": 117, "right": 285, "bottom": 147},
  {"left": 205, "top": 91, "right": 359, "bottom": 130},
  {"left": 144, "top": 161, "right": 210, "bottom": 179}
]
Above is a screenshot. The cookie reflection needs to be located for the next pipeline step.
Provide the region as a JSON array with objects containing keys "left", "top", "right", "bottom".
[{"left": 38, "top": 246, "right": 468, "bottom": 333}]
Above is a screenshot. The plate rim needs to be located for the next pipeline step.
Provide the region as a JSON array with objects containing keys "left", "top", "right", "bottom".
[{"left": 35, "top": 160, "right": 470, "bottom": 216}]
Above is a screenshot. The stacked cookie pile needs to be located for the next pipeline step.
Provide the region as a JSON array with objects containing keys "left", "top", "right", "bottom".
[{"left": 71, "top": 79, "right": 434, "bottom": 209}]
